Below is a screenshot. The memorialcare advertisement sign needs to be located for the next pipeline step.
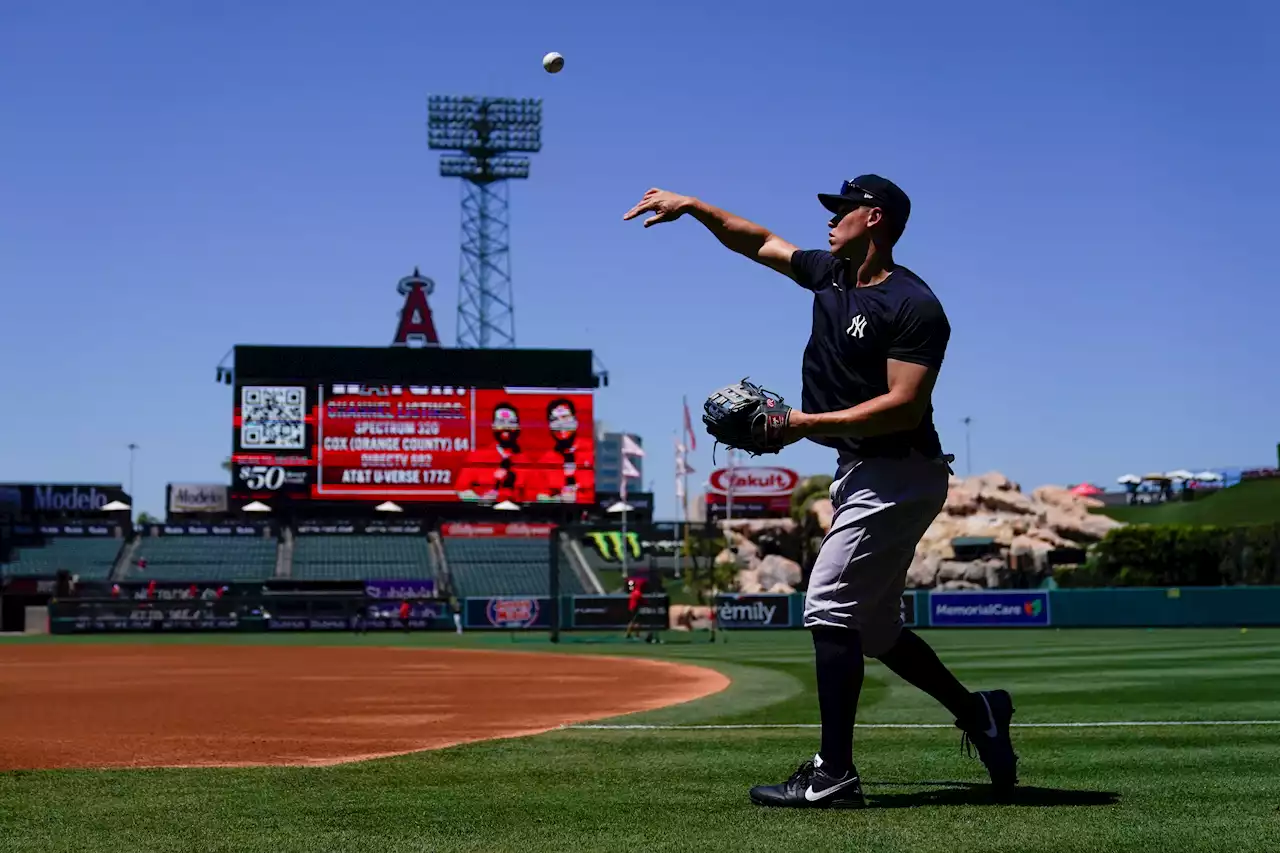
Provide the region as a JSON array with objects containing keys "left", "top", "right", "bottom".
[
  {"left": 929, "top": 590, "right": 1051, "bottom": 627},
  {"left": 464, "top": 596, "right": 553, "bottom": 630}
]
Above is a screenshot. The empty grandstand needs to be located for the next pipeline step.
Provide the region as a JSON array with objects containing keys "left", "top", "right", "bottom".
[
  {"left": 0, "top": 536, "right": 124, "bottom": 580},
  {"left": 291, "top": 534, "right": 437, "bottom": 581},
  {"left": 441, "top": 534, "right": 586, "bottom": 597},
  {"left": 129, "top": 533, "right": 279, "bottom": 581}
]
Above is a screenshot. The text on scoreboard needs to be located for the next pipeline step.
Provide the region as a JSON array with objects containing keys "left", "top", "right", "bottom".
[{"left": 230, "top": 383, "right": 595, "bottom": 504}]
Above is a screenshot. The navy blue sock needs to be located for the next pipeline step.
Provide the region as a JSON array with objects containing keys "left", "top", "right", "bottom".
[
  {"left": 876, "top": 628, "right": 975, "bottom": 724},
  {"left": 811, "top": 627, "right": 863, "bottom": 777}
]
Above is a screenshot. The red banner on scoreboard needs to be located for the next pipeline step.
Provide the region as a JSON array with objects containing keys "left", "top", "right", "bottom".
[
  {"left": 314, "top": 387, "right": 595, "bottom": 504},
  {"left": 440, "top": 522, "right": 555, "bottom": 538}
]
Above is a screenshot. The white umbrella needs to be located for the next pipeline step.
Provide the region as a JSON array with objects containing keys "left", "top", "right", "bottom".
[
  {"left": 242, "top": 500, "right": 271, "bottom": 512},
  {"left": 1143, "top": 472, "right": 1170, "bottom": 481},
  {"left": 101, "top": 500, "right": 131, "bottom": 511},
  {"left": 493, "top": 500, "right": 521, "bottom": 511},
  {"left": 1117, "top": 474, "right": 1142, "bottom": 485},
  {"left": 606, "top": 501, "right": 634, "bottom": 513},
  {"left": 1194, "top": 471, "right": 1223, "bottom": 481},
  {"left": 374, "top": 501, "right": 403, "bottom": 512},
  {"left": 1166, "top": 469, "right": 1196, "bottom": 481}
]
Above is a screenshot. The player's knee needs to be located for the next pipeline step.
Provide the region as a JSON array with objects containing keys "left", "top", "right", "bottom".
[{"left": 860, "top": 621, "right": 903, "bottom": 659}]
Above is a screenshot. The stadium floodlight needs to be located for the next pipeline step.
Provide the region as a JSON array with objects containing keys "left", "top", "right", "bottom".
[
  {"left": 437, "top": 155, "right": 531, "bottom": 181},
  {"left": 427, "top": 96, "right": 542, "bottom": 154},
  {"left": 427, "top": 94, "right": 544, "bottom": 349}
]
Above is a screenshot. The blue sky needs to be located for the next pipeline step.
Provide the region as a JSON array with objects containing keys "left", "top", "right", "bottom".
[{"left": 2, "top": 0, "right": 1277, "bottom": 520}]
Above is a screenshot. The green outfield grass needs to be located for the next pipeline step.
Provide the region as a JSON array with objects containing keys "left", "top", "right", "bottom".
[
  {"left": 2, "top": 628, "right": 1280, "bottom": 852},
  {"left": 1096, "top": 477, "right": 1280, "bottom": 526}
]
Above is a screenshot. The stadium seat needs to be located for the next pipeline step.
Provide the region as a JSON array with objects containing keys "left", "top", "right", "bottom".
[
  {"left": 290, "top": 535, "right": 437, "bottom": 581},
  {"left": 130, "top": 535, "right": 278, "bottom": 581},
  {"left": 440, "top": 536, "right": 583, "bottom": 598},
  {"left": 0, "top": 537, "right": 124, "bottom": 580}
]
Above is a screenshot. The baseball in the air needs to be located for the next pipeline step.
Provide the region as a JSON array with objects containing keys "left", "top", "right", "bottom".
[{"left": 542, "top": 52, "right": 564, "bottom": 73}]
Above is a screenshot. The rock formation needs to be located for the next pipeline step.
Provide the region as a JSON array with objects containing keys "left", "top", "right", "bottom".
[{"left": 709, "top": 471, "right": 1124, "bottom": 595}]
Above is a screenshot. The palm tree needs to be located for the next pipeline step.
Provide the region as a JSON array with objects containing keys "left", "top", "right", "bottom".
[{"left": 790, "top": 474, "right": 834, "bottom": 572}]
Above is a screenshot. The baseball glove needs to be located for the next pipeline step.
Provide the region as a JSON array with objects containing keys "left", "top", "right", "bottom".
[{"left": 702, "top": 378, "right": 793, "bottom": 457}]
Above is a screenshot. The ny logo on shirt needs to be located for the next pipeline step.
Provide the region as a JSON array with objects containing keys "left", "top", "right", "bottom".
[{"left": 846, "top": 314, "right": 868, "bottom": 339}]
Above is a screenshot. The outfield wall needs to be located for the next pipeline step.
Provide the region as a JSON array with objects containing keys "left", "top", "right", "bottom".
[
  {"left": 713, "top": 587, "right": 1280, "bottom": 629},
  {"left": 42, "top": 587, "right": 1280, "bottom": 633}
]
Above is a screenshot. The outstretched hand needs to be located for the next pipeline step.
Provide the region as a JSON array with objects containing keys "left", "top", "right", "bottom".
[{"left": 623, "top": 188, "right": 693, "bottom": 227}]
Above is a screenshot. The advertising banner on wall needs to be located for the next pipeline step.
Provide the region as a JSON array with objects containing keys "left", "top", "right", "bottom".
[
  {"left": 364, "top": 579, "right": 436, "bottom": 600},
  {"left": 440, "top": 522, "right": 555, "bottom": 538},
  {"left": 295, "top": 522, "right": 423, "bottom": 535},
  {"left": 0, "top": 484, "right": 131, "bottom": 517},
  {"left": 713, "top": 593, "right": 793, "bottom": 628},
  {"left": 167, "top": 484, "right": 229, "bottom": 514},
  {"left": 929, "top": 590, "right": 1051, "bottom": 627},
  {"left": 704, "top": 466, "right": 799, "bottom": 519},
  {"left": 464, "top": 596, "right": 553, "bottom": 629},
  {"left": 146, "top": 523, "right": 269, "bottom": 537},
  {"left": 901, "top": 590, "right": 917, "bottom": 627},
  {"left": 570, "top": 594, "right": 669, "bottom": 630}
]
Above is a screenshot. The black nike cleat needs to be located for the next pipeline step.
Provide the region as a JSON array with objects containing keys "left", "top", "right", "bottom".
[
  {"left": 958, "top": 689, "right": 1019, "bottom": 790},
  {"left": 749, "top": 754, "right": 867, "bottom": 809}
]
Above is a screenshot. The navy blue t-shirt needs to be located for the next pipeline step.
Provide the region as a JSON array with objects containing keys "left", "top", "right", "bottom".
[{"left": 790, "top": 249, "right": 950, "bottom": 464}]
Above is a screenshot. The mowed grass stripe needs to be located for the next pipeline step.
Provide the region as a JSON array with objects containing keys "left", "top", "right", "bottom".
[
  {"left": 2, "top": 628, "right": 1279, "bottom": 852},
  {"left": 3, "top": 725, "right": 1278, "bottom": 852}
]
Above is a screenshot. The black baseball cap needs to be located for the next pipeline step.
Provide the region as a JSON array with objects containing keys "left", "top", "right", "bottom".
[{"left": 817, "top": 174, "right": 911, "bottom": 227}]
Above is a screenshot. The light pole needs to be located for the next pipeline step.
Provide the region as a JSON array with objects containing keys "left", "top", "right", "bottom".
[
  {"left": 961, "top": 417, "right": 972, "bottom": 476},
  {"left": 428, "top": 95, "right": 542, "bottom": 348},
  {"left": 127, "top": 443, "right": 139, "bottom": 500}
]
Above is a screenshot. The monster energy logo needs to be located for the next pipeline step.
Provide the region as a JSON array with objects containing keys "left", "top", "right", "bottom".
[{"left": 584, "top": 531, "right": 642, "bottom": 562}]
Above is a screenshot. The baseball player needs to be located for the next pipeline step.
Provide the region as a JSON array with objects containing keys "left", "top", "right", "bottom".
[{"left": 624, "top": 176, "right": 1017, "bottom": 808}]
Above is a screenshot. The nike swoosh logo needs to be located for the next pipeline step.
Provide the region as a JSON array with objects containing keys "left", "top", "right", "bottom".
[
  {"left": 980, "top": 693, "right": 998, "bottom": 738},
  {"left": 804, "top": 776, "right": 860, "bottom": 802}
]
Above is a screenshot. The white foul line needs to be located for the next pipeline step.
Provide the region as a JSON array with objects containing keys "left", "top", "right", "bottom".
[{"left": 566, "top": 720, "right": 1280, "bottom": 731}]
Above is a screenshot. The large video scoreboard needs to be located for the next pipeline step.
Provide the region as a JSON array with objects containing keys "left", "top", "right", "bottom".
[{"left": 228, "top": 346, "right": 599, "bottom": 508}]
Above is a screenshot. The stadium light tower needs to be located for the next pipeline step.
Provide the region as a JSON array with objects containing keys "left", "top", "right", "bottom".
[{"left": 428, "top": 95, "right": 542, "bottom": 349}]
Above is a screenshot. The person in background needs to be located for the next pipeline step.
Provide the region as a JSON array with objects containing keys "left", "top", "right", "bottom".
[
  {"left": 624, "top": 578, "right": 645, "bottom": 640},
  {"left": 399, "top": 600, "right": 412, "bottom": 633},
  {"left": 451, "top": 596, "right": 463, "bottom": 635}
]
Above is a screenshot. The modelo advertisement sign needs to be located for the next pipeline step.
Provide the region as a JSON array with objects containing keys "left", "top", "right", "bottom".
[
  {"left": 704, "top": 467, "right": 798, "bottom": 518},
  {"left": 0, "top": 484, "right": 131, "bottom": 517},
  {"left": 167, "top": 483, "right": 228, "bottom": 514},
  {"left": 929, "top": 590, "right": 1050, "bottom": 627},
  {"left": 146, "top": 524, "right": 267, "bottom": 537},
  {"left": 10, "top": 523, "right": 121, "bottom": 538}
]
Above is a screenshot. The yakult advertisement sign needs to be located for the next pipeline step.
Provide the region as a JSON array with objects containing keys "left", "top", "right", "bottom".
[
  {"left": 704, "top": 467, "right": 799, "bottom": 518},
  {"left": 706, "top": 467, "right": 799, "bottom": 496}
]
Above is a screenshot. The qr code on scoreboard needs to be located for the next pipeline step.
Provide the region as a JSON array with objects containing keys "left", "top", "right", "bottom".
[{"left": 240, "top": 386, "right": 306, "bottom": 450}]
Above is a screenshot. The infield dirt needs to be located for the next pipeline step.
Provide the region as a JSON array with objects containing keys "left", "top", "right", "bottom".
[{"left": 0, "top": 644, "right": 729, "bottom": 770}]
